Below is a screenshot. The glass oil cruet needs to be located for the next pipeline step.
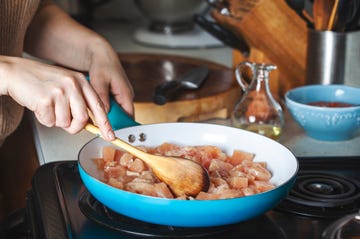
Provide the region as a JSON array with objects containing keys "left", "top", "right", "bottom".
[{"left": 231, "top": 61, "right": 284, "bottom": 140}]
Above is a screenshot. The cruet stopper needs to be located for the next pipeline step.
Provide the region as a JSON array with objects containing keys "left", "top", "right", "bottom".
[{"left": 231, "top": 61, "right": 284, "bottom": 140}]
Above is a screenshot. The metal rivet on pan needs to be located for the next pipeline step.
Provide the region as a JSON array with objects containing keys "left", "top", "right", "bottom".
[
  {"left": 139, "top": 133, "right": 147, "bottom": 142},
  {"left": 128, "top": 134, "right": 136, "bottom": 143}
]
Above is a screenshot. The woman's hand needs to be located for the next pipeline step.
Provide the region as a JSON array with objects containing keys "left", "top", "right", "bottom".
[
  {"left": 86, "top": 39, "right": 135, "bottom": 118},
  {"left": 23, "top": 3, "right": 135, "bottom": 125},
  {"left": 0, "top": 56, "right": 115, "bottom": 141}
]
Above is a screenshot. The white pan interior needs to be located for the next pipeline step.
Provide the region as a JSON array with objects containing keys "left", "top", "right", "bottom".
[{"left": 79, "top": 123, "right": 298, "bottom": 187}]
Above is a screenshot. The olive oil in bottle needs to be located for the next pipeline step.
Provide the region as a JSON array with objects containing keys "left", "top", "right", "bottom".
[
  {"left": 234, "top": 123, "right": 282, "bottom": 141},
  {"left": 231, "top": 61, "right": 284, "bottom": 140}
]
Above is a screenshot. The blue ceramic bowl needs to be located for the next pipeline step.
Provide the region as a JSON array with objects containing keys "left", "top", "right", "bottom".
[{"left": 285, "top": 85, "right": 360, "bottom": 141}]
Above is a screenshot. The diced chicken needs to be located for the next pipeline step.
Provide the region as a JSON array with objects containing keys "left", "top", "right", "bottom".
[
  {"left": 253, "top": 181, "right": 275, "bottom": 192},
  {"left": 108, "top": 177, "right": 124, "bottom": 189},
  {"left": 138, "top": 171, "right": 157, "bottom": 183},
  {"left": 196, "top": 189, "right": 243, "bottom": 200},
  {"left": 129, "top": 158, "right": 147, "bottom": 172},
  {"left": 226, "top": 149, "right": 255, "bottom": 166},
  {"left": 245, "top": 162, "right": 272, "bottom": 181},
  {"left": 119, "top": 152, "right": 135, "bottom": 168},
  {"left": 125, "top": 181, "right": 156, "bottom": 196},
  {"left": 208, "top": 159, "right": 234, "bottom": 177},
  {"left": 97, "top": 143, "right": 275, "bottom": 200},
  {"left": 196, "top": 192, "right": 223, "bottom": 200},
  {"left": 227, "top": 176, "right": 248, "bottom": 189},
  {"left": 176, "top": 195, "right": 188, "bottom": 200},
  {"left": 242, "top": 186, "right": 257, "bottom": 196},
  {"left": 104, "top": 165, "right": 127, "bottom": 179},
  {"left": 154, "top": 182, "right": 174, "bottom": 199},
  {"left": 92, "top": 158, "right": 105, "bottom": 170},
  {"left": 103, "top": 146, "right": 117, "bottom": 163}
]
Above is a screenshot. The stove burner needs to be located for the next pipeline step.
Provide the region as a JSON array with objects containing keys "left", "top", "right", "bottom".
[
  {"left": 276, "top": 171, "right": 360, "bottom": 218},
  {"left": 78, "top": 191, "right": 231, "bottom": 238},
  {"left": 290, "top": 172, "right": 359, "bottom": 207}
]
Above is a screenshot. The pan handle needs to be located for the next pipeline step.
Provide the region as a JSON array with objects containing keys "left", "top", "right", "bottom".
[
  {"left": 107, "top": 97, "right": 140, "bottom": 129},
  {"left": 86, "top": 76, "right": 140, "bottom": 129}
]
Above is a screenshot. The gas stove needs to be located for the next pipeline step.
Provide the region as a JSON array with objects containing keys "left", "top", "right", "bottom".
[{"left": 6, "top": 156, "right": 360, "bottom": 239}]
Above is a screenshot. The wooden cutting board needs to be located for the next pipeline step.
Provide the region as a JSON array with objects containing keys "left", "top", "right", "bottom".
[
  {"left": 119, "top": 53, "right": 240, "bottom": 124},
  {"left": 211, "top": 0, "right": 308, "bottom": 96}
]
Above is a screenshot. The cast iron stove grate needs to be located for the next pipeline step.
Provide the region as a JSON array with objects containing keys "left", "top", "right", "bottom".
[
  {"left": 78, "top": 191, "right": 232, "bottom": 238},
  {"left": 45, "top": 161, "right": 285, "bottom": 239},
  {"left": 22, "top": 156, "right": 360, "bottom": 239},
  {"left": 276, "top": 171, "right": 360, "bottom": 218}
]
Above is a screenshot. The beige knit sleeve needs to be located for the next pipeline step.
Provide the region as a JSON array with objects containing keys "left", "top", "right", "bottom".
[
  {"left": 0, "top": 0, "right": 54, "bottom": 146},
  {"left": 0, "top": 96, "right": 24, "bottom": 147}
]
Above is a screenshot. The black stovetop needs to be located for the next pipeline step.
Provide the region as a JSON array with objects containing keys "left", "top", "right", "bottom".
[{"left": 24, "top": 156, "right": 360, "bottom": 239}]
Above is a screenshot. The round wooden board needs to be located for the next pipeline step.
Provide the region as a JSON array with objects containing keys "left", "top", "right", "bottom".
[{"left": 119, "top": 53, "right": 239, "bottom": 124}]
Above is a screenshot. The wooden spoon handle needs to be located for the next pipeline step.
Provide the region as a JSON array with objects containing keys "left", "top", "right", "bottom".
[
  {"left": 84, "top": 123, "right": 210, "bottom": 197},
  {"left": 313, "top": 0, "right": 334, "bottom": 30},
  {"left": 84, "top": 123, "right": 152, "bottom": 164},
  {"left": 327, "top": 0, "right": 339, "bottom": 30}
]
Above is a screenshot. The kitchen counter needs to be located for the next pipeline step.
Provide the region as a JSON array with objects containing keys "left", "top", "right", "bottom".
[{"left": 31, "top": 20, "right": 360, "bottom": 165}]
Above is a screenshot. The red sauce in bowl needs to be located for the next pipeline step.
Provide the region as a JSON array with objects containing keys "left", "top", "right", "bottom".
[{"left": 307, "top": 101, "right": 355, "bottom": 107}]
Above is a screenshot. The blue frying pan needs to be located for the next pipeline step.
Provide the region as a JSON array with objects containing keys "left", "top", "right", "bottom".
[{"left": 78, "top": 94, "right": 298, "bottom": 227}]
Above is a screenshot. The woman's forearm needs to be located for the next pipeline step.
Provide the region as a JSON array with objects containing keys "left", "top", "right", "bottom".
[
  {"left": 24, "top": 4, "right": 110, "bottom": 71},
  {"left": 24, "top": 2, "right": 134, "bottom": 117}
]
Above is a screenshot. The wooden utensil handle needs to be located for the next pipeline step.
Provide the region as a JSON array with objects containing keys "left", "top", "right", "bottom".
[{"left": 84, "top": 123, "right": 152, "bottom": 165}]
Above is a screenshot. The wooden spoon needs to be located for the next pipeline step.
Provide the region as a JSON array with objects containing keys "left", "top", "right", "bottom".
[
  {"left": 313, "top": 0, "right": 336, "bottom": 30},
  {"left": 327, "top": 0, "right": 339, "bottom": 30},
  {"left": 84, "top": 123, "right": 210, "bottom": 197}
]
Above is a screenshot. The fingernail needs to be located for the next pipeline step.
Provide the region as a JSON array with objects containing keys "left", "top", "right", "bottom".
[{"left": 107, "top": 130, "right": 115, "bottom": 141}]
